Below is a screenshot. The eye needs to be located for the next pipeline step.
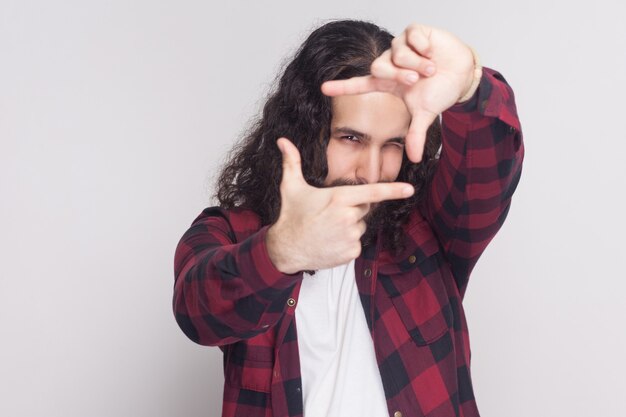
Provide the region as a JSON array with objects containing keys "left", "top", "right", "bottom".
[
  {"left": 384, "top": 141, "right": 405, "bottom": 149},
  {"left": 340, "top": 135, "right": 359, "bottom": 142}
]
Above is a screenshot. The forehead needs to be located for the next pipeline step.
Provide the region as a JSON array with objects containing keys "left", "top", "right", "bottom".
[{"left": 330, "top": 92, "right": 411, "bottom": 135}]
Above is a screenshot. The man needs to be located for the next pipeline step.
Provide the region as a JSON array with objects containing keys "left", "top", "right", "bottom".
[{"left": 174, "top": 20, "right": 523, "bottom": 417}]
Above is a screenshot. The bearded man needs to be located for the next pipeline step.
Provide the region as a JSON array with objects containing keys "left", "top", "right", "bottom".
[{"left": 174, "top": 19, "right": 524, "bottom": 417}]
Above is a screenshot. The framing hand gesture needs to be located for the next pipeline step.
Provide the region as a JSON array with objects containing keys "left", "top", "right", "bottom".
[
  {"left": 266, "top": 138, "right": 415, "bottom": 274},
  {"left": 321, "top": 24, "right": 480, "bottom": 163}
]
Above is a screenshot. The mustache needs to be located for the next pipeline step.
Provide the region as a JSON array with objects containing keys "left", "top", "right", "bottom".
[{"left": 325, "top": 178, "right": 392, "bottom": 187}]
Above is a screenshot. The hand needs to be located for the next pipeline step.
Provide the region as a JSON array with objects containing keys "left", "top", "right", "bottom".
[
  {"left": 321, "top": 24, "right": 480, "bottom": 163},
  {"left": 266, "top": 138, "right": 415, "bottom": 274}
]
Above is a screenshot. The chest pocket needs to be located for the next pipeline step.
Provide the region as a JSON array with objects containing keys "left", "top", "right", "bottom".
[
  {"left": 224, "top": 337, "right": 274, "bottom": 393},
  {"left": 378, "top": 227, "right": 453, "bottom": 345}
]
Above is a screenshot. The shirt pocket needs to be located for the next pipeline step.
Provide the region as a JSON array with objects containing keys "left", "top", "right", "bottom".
[
  {"left": 224, "top": 341, "right": 274, "bottom": 393},
  {"left": 378, "top": 231, "right": 453, "bottom": 345}
]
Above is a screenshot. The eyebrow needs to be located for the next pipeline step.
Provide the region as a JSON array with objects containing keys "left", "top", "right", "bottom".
[{"left": 332, "top": 126, "right": 405, "bottom": 145}]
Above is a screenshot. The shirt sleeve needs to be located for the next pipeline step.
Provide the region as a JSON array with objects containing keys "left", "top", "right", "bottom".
[
  {"left": 172, "top": 207, "right": 303, "bottom": 346},
  {"left": 420, "top": 67, "right": 525, "bottom": 299}
]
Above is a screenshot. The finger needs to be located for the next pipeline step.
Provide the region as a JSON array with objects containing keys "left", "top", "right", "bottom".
[
  {"left": 404, "top": 111, "right": 437, "bottom": 163},
  {"left": 405, "top": 24, "right": 433, "bottom": 58},
  {"left": 354, "top": 203, "right": 371, "bottom": 219},
  {"left": 321, "top": 75, "right": 397, "bottom": 97},
  {"left": 356, "top": 220, "right": 367, "bottom": 237},
  {"left": 333, "top": 182, "right": 415, "bottom": 206},
  {"left": 391, "top": 33, "right": 436, "bottom": 77},
  {"left": 370, "top": 50, "right": 397, "bottom": 79},
  {"left": 276, "top": 137, "right": 305, "bottom": 185},
  {"left": 372, "top": 49, "right": 433, "bottom": 86},
  {"left": 371, "top": 51, "right": 422, "bottom": 86},
  {"left": 343, "top": 206, "right": 368, "bottom": 227}
]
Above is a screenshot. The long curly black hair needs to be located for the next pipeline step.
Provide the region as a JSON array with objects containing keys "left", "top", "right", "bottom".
[{"left": 215, "top": 19, "right": 441, "bottom": 254}]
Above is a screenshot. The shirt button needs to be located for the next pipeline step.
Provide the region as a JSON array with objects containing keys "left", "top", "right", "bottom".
[
  {"left": 363, "top": 268, "right": 372, "bottom": 277},
  {"left": 287, "top": 298, "right": 296, "bottom": 307},
  {"left": 408, "top": 255, "right": 416, "bottom": 264},
  {"left": 509, "top": 125, "right": 516, "bottom": 133},
  {"left": 261, "top": 324, "right": 270, "bottom": 329},
  {"left": 394, "top": 411, "right": 403, "bottom": 417}
]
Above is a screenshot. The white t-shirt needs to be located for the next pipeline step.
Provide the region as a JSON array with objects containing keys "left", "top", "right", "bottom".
[{"left": 295, "top": 259, "right": 389, "bottom": 417}]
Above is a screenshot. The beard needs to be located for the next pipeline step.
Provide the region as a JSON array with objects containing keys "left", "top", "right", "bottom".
[{"left": 325, "top": 178, "right": 390, "bottom": 246}]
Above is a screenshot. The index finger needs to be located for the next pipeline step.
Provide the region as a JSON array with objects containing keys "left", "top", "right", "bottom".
[
  {"left": 333, "top": 182, "right": 415, "bottom": 206},
  {"left": 321, "top": 75, "right": 397, "bottom": 97}
]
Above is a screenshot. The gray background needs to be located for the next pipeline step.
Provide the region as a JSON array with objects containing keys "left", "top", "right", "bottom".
[{"left": 1, "top": 0, "right": 625, "bottom": 416}]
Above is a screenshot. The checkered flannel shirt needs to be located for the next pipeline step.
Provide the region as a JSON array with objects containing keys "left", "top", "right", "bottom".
[{"left": 174, "top": 67, "right": 524, "bottom": 417}]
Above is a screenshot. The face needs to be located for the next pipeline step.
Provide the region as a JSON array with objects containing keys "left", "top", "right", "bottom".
[{"left": 324, "top": 92, "right": 411, "bottom": 187}]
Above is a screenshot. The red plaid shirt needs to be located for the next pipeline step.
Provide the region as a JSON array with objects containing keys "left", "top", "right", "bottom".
[{"left": 174, "top": 67, "right": 524, "bottom": 417}]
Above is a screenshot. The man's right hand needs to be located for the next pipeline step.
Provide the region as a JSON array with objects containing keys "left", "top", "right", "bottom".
[{"left": 265, "top": 137, "right": 415, "bottom": 274}]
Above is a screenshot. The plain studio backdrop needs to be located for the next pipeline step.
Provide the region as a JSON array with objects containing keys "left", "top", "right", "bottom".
[{"left": 1, "top": 0, "right": 625, "bottom": 416}]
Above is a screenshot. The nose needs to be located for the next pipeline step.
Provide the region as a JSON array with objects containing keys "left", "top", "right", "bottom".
[{"left": 355, "top": 147, "right": 382, "bottom": 184}]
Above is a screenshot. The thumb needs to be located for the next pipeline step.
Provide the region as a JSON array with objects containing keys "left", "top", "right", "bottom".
[
  {"left": 404, "top": 111, "right": 437, "bottom": 163},
  {"left": 276, "top": 137, "right": 305, "bottom": 186}
]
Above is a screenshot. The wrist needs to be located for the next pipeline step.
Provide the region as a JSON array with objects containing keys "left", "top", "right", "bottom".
[
  {"left": 266, "top": 223, "right": 302, "bottom": 275},
  {"left": 457, "top": 46, "right": 482, "bottom": 103}
]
